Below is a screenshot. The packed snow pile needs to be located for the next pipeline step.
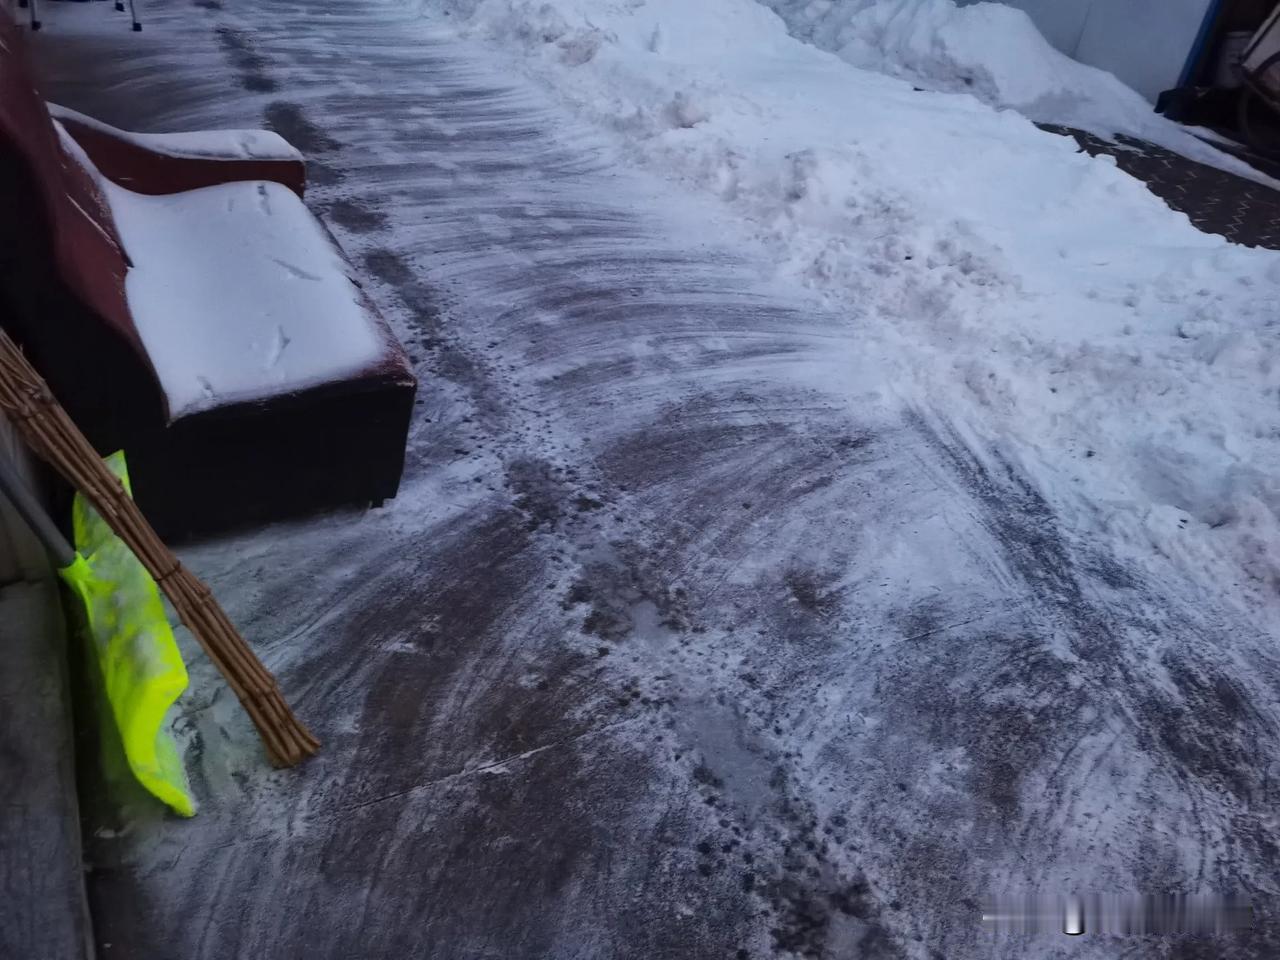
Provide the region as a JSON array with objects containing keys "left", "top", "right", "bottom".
[
  {"left": 768, "top": 0, "right": 1130, "bottom": 109},
  {"left": 760, "top": 0, "right": 1274, "bottom": 178},
  {"left": 423, "top": 0, "right": 1280, "bottom": 611}
]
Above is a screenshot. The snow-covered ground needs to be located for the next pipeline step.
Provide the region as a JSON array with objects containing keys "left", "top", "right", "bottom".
[
  {"left": 430, "top": 0, "right": 1280, "bottom": 623},
  {"left": 31, "top": 0, "right": 1280, "bottom": 957}
]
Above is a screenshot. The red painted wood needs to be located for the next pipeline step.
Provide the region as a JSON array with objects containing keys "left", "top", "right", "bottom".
[
  {"left": 0, "top": 7, "right": 303, "bottom": 387},
  {"left": 0, "top": 8, "right": 145, "bottom": 364},
  {"left": 55, "top": 114, "right": 307, "bottom": 199}
]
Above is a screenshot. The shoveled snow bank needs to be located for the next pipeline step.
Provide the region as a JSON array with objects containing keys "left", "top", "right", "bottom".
[
  {"left": 759, "top": 0, "right": 1271, "bottom": 182},
  {"left": 424, "top": 0, "right": 1280, "bottom": 611}
]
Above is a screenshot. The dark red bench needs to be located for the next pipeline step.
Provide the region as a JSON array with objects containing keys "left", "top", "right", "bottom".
[{"left": 0, "top": 9, "right": 416, "bottom": 541}]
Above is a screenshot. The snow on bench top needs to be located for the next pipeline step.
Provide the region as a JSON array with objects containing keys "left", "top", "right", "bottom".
[
  {"left": 49, "top": 103, "right": 301, "bottom": 163},
  {"left": 54, "top": 122, "right": 383, "bottom": 419}
]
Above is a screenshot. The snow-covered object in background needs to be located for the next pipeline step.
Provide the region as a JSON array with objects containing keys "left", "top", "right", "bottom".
[
  {"left": 429, "top": 0, "right": 1280, "bottom": 606},
  {"left": 55, "top": 123, "right": 383, "bottom": 419},
  {"left": 49, "top": 103, "right": 301, "bottom": 161}
]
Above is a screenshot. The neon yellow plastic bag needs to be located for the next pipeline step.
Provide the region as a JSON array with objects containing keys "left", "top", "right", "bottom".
[{"left": 60, "top": 452, "right": 195, "bottom": 817}]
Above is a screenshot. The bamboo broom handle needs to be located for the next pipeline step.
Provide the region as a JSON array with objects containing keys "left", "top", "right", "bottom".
[
  {"left": 0, "top": 351, "right": 316, "bottom": 762},
  {"left": 0, "top": 330, "right": 318, "bottom": 767}
]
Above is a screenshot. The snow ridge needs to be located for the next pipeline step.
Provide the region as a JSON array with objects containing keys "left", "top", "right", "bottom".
[{"left": 426, "top": 0, "right": 1280, "bottom": 618}]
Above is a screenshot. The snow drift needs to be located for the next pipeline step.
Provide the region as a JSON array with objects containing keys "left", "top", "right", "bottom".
[
  {"left": 421, "top": 0, "right": 1280, "bottom": 614},
  {"left": 760, "top": 0, "right": 1266, "bottom": 175}
]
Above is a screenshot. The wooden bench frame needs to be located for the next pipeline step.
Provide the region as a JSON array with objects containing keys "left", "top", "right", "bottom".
[{"left": 0, "top": 10, "right": 417, "bottom": 540}]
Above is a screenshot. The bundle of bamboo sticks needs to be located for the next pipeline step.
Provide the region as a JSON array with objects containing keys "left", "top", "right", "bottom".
[{"left": 0, "top": 329, "right": 318, "bottom": 767}]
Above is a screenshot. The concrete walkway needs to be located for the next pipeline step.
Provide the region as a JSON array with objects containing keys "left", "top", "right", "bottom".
[
  {"left": 31, "top": 2, "right": 1280, "bottom": 958},
  {"left": 0, "top": 420, "right": 90, "bottom": 960}
]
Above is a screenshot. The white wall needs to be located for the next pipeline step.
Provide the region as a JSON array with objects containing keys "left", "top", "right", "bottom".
[
  {"left": 960, "top": 0, "right": 1216, "bottom": 102},
  {"left": 1076, "top": 0, "right": 1215, "bottom": 101}
]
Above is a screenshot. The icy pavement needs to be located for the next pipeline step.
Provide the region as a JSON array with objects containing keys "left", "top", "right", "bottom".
[{"left": 29, "top": 0, "right": 1280, "bottom": 958}]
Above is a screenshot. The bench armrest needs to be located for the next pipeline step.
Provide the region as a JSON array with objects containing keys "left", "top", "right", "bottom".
[{"left": 48, "top": 104, "right": 307, "bottom": 198}]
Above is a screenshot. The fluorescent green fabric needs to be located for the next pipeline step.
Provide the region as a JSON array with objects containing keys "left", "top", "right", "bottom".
[{"left": 59, "top": 452, "right": 195, "bottom": 817}]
